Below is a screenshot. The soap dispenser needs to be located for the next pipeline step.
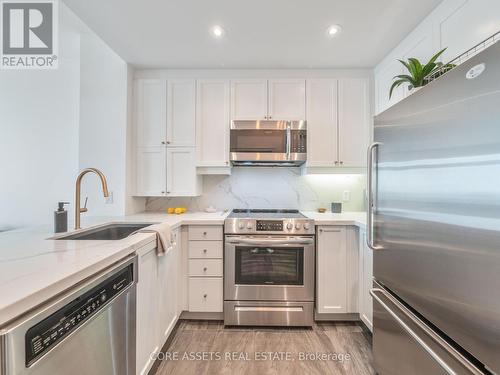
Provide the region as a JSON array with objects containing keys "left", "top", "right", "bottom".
[{"left": 54, "top": 202, "right": 69, "bottom": 233}]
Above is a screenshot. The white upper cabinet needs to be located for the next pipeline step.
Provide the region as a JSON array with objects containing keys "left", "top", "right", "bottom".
[
  {"left": 435, "top": 0, "right": 500, "bottom": 63},
  {"left": 231, "top": 79, "right": 268, "bottom": 120},
  {"left": 305, "top": 79, "right": 338, "bottom": 167},
  {"left": 136, "top": 147, "right": 166, "bottom": 196},
  {"left": 196, "top": 79, "right": 230, "bottom": 167},
  {"left": 231, "top": 79, "right": 306, "bottom": 120},
  {"left": 305, "top": 78, "right": 370, "bottom": 169},
  {"left": 135, "top": 79, "right": 167, "bottom": 147},
  {"left": 375, "top": 0, "right": 500, "bottom": 114},
  {"left": 268, "top": 79, "right": 306, "bottom": 120},
  {"left": 134, "top": 78, "right": 201, "bottom": 196},
  {"left": 166, "top": 148, "right": 201, "bottom": 196},
  {"left": 167, "top": 79, "right": 196, "bottom": 147},
  {"left": 338, "top": 78, "right": 370, "bottom": 167}
]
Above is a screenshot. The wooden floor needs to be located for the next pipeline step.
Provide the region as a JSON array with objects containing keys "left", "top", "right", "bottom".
[{"left": 154, "top": 321, "right": 375, "bottom": 375}]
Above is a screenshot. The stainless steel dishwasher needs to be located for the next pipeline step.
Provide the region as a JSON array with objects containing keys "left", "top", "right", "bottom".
[{"left": 0, "top": 256, "right": 137, "bottom": 375}]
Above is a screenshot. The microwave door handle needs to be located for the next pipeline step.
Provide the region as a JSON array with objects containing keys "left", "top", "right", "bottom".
[{"left": 286, "top": 122, "right": 291, "bottom": 159}]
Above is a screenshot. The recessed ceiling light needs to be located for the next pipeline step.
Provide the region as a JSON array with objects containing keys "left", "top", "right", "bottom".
[
  {"left": 211, "top": 25, "right": 226, "bottom": 38},
  {"left": 326, "top": 24, "right": 342, "bottom": 37}
]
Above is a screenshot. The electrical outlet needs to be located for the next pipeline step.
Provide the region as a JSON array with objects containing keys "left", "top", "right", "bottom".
[
  {"left": 342, "top": 190, "right": 351, "bottom": 202},
  {"left": 105, "top": 191, "right": 114, "bottom": 204}
]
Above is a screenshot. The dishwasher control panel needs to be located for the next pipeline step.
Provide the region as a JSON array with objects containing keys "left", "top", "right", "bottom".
[{"left": 25, "top": 263, "right": 134, "bottom": 366}]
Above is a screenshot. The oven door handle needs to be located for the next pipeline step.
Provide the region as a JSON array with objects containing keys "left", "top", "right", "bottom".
[{"left": 227, "top": 238, "right": 314, "bottom": 246}]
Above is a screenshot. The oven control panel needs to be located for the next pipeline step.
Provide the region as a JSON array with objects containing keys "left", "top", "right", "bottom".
[
  {"left": 25, "top": 264, "right": 133, "bottom": 366},
  {"left": 256, "top": 220, "right": 283, "bottom": 231},
  {"left": 226, "top": 218, "right": 314, "bottom": 235}
]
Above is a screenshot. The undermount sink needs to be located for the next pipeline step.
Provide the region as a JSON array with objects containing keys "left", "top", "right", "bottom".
[{"left": 55, "top": 223, "right": 155, "bottom": 240}]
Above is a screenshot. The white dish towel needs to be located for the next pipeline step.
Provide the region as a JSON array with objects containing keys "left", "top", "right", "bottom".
[{"left": 134, "top": 222, "right": 172, "bottom": 256}]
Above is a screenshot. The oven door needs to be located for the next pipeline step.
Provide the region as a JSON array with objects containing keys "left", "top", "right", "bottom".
[
  {"left": 230, "top": 120, "right": 288, "bottom": 162},
  {"left": 224, "top": 235, "right": 315, "bottom": 301}
]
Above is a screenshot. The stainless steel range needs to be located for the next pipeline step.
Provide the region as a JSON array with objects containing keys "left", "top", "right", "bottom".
[{"left": 224, "top": 209, "right": 315, "bottom": 326}]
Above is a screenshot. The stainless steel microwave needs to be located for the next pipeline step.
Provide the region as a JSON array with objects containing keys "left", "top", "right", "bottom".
[{"left": 230, "top": 120, "right": 307, "bottom": 166}]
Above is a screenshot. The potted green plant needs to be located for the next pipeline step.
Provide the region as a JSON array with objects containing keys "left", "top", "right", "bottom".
[{"left": 389, "top": 48, "right": 454, "bottom": 98}]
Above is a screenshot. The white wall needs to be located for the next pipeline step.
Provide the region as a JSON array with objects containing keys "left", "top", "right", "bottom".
[
  {"left": 0, "top": 6, "right": 81, "bottom": 230},
  {"left": 78, "top": 32, "right": 129, "bottom": 217},
  {"left": 146, "top": 168, "right": 366, "bottom": 213},
  {"left": 374, "top": 0, "right": 500, "bottom": 114},
  {"left": 0, "top": 4, "right": 140, "bottom": 230}
]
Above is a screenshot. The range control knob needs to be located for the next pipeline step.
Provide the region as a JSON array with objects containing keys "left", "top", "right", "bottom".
[
  {"left": 286, "top": 223, "right": 293, "bottom": 230},
  {"left": 246, "top": 222, "right": 253, "bottom": 230},
  {"left": 303, "top": 222, "right": 311, "bottom": 230},
  {"left": 295, "top": 223, "right": 302, "bottom": 230},
  {"left": 238, "top": 222, "right": 245, "bottom": 229}
]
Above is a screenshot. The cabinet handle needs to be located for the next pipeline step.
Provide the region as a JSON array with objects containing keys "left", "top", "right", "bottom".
[
  {"left": 203, "top": 231, "right": 207, "bottom": 235},
  {"left": 319, "top": 228, "right": 341, "bottom": 233},
  {"left": 203, "top": 267, "right": 207, "bottom": 272},
  {"left": 334, "top": 161, "right": 339, "bottom": 165},
  {"left": 161, "top": 191, "right": 165, "bottom": 194},
  {"left": 268, "top": 115, "right": 272, "bottom": 119},
  {"left": 203, "top": 249, "right": 207, "bottom": 253},
  {"left": 340, "top": 161, "right": 344, "bottom": 165},
  {"left": 161, "top": 141, "right": 166, "bottom": 145},
  {"left": 203, "top": 294, "right": 207, "bottom": 299}
]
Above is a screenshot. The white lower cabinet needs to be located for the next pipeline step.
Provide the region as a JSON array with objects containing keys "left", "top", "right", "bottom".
[
  {"left": 188, "top": 259, "right": 223, "bottom": 277},
  {"left": 187, "top": 225, "right": 224, "bottom": 313},
  {"left": 316, "top": 226, "right": 348, "bottom": 313},
  {"left": 359, "top": 228, "right": 373, "bottom": 331},
  {"left": 136, "top": 229, "right": 181, "bottom": 375},
  {"left": 157, "top": 229, "right": 180, "bottom": 343},
  {"left": 188, "top": 278, "right": 223, "bottom": 312},
  {"left": 136, "top": 243, "right": 160, "bottom": 375}
]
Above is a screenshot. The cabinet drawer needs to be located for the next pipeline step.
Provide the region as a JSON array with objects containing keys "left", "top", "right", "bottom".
[
  {"left": 188, "top": 278, "right": 223, "bottom": 312},
  {"left": 188, "top": 226, "right": 223, "bottom": 241},
  {"left": 188, "top": 241, "right": 223, "bottom": 258},
  {"left": 189, "top": 259, "right": 223, "bottom": 277}
]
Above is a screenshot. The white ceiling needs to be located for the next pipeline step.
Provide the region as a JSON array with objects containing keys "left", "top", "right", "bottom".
[{"left": 63, "top": 0, "right": 443, "bottom": 69}]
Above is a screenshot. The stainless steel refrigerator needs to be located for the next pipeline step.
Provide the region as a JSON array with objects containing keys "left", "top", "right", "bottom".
[{"left": 369, "top": 40, "right": 500, "bottom": 375}]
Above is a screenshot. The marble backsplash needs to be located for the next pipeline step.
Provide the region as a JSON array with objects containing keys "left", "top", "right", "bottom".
[{"left": 146, "top": 168, "right": 366, "bottom": 213}]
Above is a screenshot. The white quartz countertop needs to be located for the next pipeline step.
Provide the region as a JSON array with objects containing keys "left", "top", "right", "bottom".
[
  {"left": 0, "top": 211, "right": 229, "bottom": 327},
  {"left": 0, "top": 210, "right": 364, "bottom": 327},
  {"left": 302, "top": 211, "right": 366, "bottom": 228}
]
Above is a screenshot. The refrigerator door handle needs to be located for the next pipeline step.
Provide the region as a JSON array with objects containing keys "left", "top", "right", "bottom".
[
  {"left": 370, "top": 288, "right": 484, "bottom": 375},
  {"left": 367, "top": 142, "right": 383, "bottom": 250}
]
